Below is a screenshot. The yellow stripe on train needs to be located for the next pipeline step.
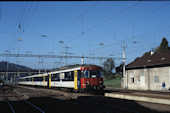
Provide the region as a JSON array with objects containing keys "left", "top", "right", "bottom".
[
  {"left": 43, "top": 76, "right": 45, "bottom": 87},
  {"left": 74, "top": 70, "right": 78, "bottom": 90},
  {"left": 49, "top": 74, "right": 51, "bottom": 88}
]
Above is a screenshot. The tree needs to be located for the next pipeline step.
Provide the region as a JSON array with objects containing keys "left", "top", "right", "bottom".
[
  {"left": 116, "top": 63, "right": 123, "bottom": 74},
  {"left": 143, "top": 37, "right": 170, "bottom": 56},
  {"left": 158, "top": 37, "right": 169, "bottom": 52},
  {"left": 103, "top": 58, "right": 115, "bottom": 79}
]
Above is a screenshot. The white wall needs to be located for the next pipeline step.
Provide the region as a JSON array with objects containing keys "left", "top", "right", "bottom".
[{"left": 124, "top": 66, "right": 170, "bottom": 91}]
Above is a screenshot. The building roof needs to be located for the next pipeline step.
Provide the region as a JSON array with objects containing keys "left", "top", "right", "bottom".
[{"left": 126, "top": 51, "right": 170, "bottom": 69}]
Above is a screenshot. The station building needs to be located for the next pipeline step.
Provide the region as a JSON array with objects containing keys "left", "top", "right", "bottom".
[{"left": 122, "top": 51, "right": 170, "bottom": 91}]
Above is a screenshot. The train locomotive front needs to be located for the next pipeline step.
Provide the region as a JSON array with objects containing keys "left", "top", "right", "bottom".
[{"left": 79, "top": 65, "right": 105, "bottom": 92}]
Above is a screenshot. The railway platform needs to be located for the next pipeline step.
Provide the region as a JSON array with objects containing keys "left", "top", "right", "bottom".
[{"left": 105, "top": 86, "right": 170, "bottom": 105}]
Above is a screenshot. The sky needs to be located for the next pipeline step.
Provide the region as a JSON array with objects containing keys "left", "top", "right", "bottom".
[{"left": 0, "top": 1, "right": 170, "bottom": 70}]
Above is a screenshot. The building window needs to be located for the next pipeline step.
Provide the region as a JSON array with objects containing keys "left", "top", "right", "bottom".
[
  {"left": 140, "top": 70, "right": 144, "bottom": 76},
  {"left": 131, "top": 78, "right": 134, "bottom": 83},
  {"left": 154, "top": 76, "right": 159, "bottom": 83}
]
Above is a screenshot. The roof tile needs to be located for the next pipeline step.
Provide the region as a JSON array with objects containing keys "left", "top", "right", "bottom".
[{"left": 126, "top": 51, "right": 170, "bottom": 68}]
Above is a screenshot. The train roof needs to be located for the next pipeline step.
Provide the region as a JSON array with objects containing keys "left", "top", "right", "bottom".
[
  {"left": 18, "top": 64, "right": 102, "bottom": 79},
  {"left": 50, "top": 64, "right": 102, "bottom": 72}
]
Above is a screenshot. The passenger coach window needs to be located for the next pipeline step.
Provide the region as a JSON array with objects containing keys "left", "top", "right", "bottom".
[
  {"left": 64, "top": 72, "right": 74, "bottom": 80},
  {"left": 34, "top": 77, "right": 43, "bottom": 81},
  {"left": 65, "top": 72, "right": 69, "bottom": 80},
  {"left": 71, "top": 71, "right": 74, "bottom": 80},
  {"left": 51, "top": 74, "right": 59, "bottom": 81},
  {"left": 26, "top": 78, "right": 29, "bottom": 81}
]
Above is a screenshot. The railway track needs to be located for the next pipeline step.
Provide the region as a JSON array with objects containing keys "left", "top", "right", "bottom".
[
  {"left": 0, "top": 85, "right": 45, "bottom": 113},
  {"left": 1, "top": 85, "right": 170, "bottom": 113},
  {"left": 69, "top": 98, "right": 139, "bottom": 113}
]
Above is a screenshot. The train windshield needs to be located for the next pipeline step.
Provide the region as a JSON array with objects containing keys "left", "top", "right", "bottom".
[
  {"left": 90, "top": 70, "right": 103, "bottom": 78},
  {"left": 81, "top": 70, "right": 103, "bottom": 78}
]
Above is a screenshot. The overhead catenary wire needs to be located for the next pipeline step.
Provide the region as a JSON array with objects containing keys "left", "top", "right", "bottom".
[
  {"left": 75, "top": 24, "right": 170, "bottom": 56},
  {"left": 71, "top": 2, "right": 170, "bottom": 50},
  {"left": 22, "top": 2, "right": 39, "bottom": 32},
  {"left": 75, "top": 2, "right": 170, "bottom": 55},
  {"left": 9, "top": 2, "right": 24, "bottom": 51},
  {"left": 2, "top": 2, "right": 170, "bottom": 68},
  {"left": 67, "top": 1, "right": 141, "bottom": 43},
  {"left": 17, "top": 2, "right": 39, "bottom": 56},
  {"left": 9, "top": 2, "right": 28, "bottom": 52},
  {"left": 41, "top": 2, "right": 98, "bottom": 54},
  {"left": 53, "top": 1, "right": 97, "bottom": 38},
  {"left": 19, "top": 2, "right": 28, "bottom": 31},
  {"left": 40, "top": 1, "right": 140, "bottom": 55},
  {"left": 34, "top": 2, "right": 98, "bottom": 51},
  {"left": 6, "top": 2, "right": 39, "bottom": 67},
  {"left": 21, "top": 2, "right": 33, "bottom": 32}
]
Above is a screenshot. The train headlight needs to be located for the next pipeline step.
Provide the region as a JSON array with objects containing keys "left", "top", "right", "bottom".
[
  {"left": 99, "top": 81, "right": 102, "bottom": 83},
  {"left": 82, "top": 84, "right": 86, "bottom": 86}
]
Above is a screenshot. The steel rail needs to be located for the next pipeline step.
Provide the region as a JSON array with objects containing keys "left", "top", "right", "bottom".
[
  {"left": 64, "top": 99, "right": 111, "bottom": 113},
  {"left": 76, "top": 98, "right": 139, "bottom": 113},
  {"left": 3, "top": 94, "right": 15, "bottom": 113},
  {"left": 23, "top": 100, "right": 45, "bottom": 113}
]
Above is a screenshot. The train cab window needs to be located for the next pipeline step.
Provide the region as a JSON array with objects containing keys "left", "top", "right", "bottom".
[
  {"left": 81, "top": 70, "right": 90, "bottom": 78},
  {"left": 100, "top": 71, "right": 103, "bottom": 78},
  {"left": 90, "top": 71, "right": 103, "bottom": 78},
  {"left": 90, "top": 71, "right": 97, "bottom": 78}
]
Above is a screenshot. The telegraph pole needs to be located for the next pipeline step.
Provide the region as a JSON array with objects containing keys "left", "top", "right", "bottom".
[
  {"left": 16, "top": 38, "right": 22, "bottom": 64},
  {"left": 59, "top": 41, "right": 64, "bottom": 67},
  {"left": 99, "top": 43, "right": 104, "bottom": 66},
  {"left": 122, "top": 41, "right": 126, "bottom": 88},
  {"left": 63, "top": 43, "right": 70, "bottom": 66}
]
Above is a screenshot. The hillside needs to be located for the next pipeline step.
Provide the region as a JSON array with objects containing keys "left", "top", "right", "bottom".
[{"left": 0, "top": 61, "right": 33, "bottom": 72}]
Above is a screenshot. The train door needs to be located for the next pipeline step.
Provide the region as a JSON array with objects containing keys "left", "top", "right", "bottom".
[
  {"left": 77, "top": 70, "right": 81, "bottom": 89},
  {"left": 46, "top": 75, "right": 49, "bottom": 87},
  {"left": 74, "top": 70, "right": 81, "bottom": 90},
  {"left": 43, "top": 76, "right": 45, "bottom": 87},
  {"left": 46, "top": 74, "right": 51, "bottom": 87}
]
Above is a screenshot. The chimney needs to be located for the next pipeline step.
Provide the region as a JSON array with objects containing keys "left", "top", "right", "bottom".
[{"left": 151, "top": 51, "right": 154, "bottom": 56}]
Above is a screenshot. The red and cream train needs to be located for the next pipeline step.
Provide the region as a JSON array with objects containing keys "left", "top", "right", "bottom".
[{"left": 18, "top": 64, "right": 105, "bottom": 92}]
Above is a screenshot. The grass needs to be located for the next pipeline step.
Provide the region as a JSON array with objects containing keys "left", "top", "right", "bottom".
[{"left": 104, "top": 74, "right": 122, "bottom": 88}]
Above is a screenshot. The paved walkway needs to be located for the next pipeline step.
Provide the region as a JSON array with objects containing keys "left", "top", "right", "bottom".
[{"left": 104, "top": 87, "right": 170, "bottom": 105}]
